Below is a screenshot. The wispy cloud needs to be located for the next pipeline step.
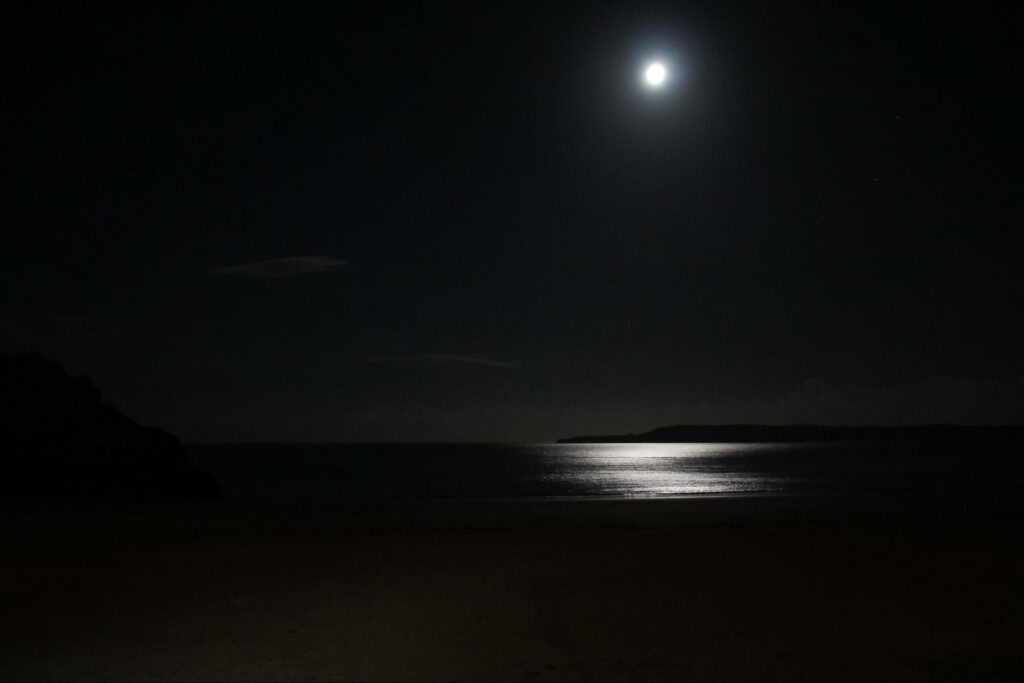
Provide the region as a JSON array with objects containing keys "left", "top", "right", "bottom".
[
  {"left": 422, "top": 354, "right": 518, "bottom": 368},
  {"left": 207, "top": 256, "right": 349, "bottom": 279},
  {"left": 344, "top": 352, "right": 519, "bottom": 369}
]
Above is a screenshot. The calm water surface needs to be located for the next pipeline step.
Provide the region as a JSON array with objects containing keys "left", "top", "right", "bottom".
[{"left": 188, "top": 442, "right": 1024, "bottom": 503}]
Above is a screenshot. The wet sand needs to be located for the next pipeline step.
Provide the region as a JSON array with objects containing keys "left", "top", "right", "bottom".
[{"left": 2, "top": 497, "right": 1023, "bottom": 681}]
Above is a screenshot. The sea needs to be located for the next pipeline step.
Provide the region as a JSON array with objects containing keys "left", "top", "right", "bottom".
[{"left": 188, "top": 441, "right": 1024, "bottom": 510}]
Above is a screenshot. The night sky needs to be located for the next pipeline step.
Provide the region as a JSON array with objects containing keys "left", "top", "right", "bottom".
[{"left": 4, "top": 1, "right": 1022, "bottom": 442}]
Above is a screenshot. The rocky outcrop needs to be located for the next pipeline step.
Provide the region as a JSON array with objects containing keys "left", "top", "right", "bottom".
[{"left": 1, "top": 353, "right": 220, "bottom": 503}]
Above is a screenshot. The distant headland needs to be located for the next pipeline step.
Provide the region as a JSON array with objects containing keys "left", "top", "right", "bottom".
[{"left": 556, "top": 424, "right": 1024, "bottom": 444}]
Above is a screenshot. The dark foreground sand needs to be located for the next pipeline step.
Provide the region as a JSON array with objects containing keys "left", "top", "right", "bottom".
[{"left": 2, "top": 497, "right": 1023, "bottom": 681}]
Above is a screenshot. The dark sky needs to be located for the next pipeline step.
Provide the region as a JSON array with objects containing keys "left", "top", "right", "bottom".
[{"left": 4, "top": 1, "right": 1022, "bottom": 441}]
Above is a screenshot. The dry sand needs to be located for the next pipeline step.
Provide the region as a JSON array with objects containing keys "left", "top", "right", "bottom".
[{"left": 2, "top": 497, "right": 1022, "bottom": 681}]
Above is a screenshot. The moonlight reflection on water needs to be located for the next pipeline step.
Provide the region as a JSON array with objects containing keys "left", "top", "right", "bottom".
[
  {"left": 190, "top": 440, "right": 1022, "bottom": 502},
  {"left": 535, "top": 443, "right": 788, "bottom": 496}
]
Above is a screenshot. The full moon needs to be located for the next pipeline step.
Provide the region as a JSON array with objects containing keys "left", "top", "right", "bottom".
[{"left": 644, "top": 62, "right": 667, "bottom": 87}]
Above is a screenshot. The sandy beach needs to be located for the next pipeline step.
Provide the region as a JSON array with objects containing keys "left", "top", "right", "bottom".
[{"left": 2, "top": 497, "right": 1022, "bottom": 681}]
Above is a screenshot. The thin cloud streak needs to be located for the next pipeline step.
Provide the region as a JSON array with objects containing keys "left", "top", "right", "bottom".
[
  {"left": 344, "top": 353, "right": 519, "bottom": 369},
  {"left": 423, "top": 354, "right": 518, "bottom": 368},
  {"left": 207, "top": 256, "right": 349, "bottom": 279}
]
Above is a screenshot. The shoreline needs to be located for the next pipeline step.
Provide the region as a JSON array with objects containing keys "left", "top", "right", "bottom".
[{"left": 6, "top": 486, "right": 1022, "bottom": 535}]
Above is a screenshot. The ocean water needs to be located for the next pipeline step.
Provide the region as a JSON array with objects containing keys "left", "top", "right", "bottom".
[{"left": 188, "top": 441, "right": 1024, "bottom": 504}]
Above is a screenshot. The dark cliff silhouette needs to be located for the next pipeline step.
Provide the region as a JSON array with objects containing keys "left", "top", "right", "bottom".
[
  {"left": 1, "top": 353, "right": 221, "bottom": 503},
  {"left": 557, "top": 424, "right": 1024, "bottom": 444}
]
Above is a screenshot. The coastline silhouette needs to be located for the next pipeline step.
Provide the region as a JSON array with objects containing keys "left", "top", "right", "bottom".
[
  {"left": 557, "top": 423, "right": 1024, "bottom": 443},
  {"left": 1, "top": 353, "right": 220, "bottom": 503}
]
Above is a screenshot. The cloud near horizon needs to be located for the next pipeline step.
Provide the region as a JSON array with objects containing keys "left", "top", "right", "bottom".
[
  {"left": 206, "top": 256, "right": 349, "bottom": 279},
  {"left": 345, "top": 352, "right": 519, "bottom": 369},
  {"left": 423, "top": 354, "right": 518, "bottom": 368}
]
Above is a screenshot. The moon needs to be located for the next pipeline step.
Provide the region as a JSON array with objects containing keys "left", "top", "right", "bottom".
[{"left": 644, "top": 62, "right": 667, "bottom": 88}]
